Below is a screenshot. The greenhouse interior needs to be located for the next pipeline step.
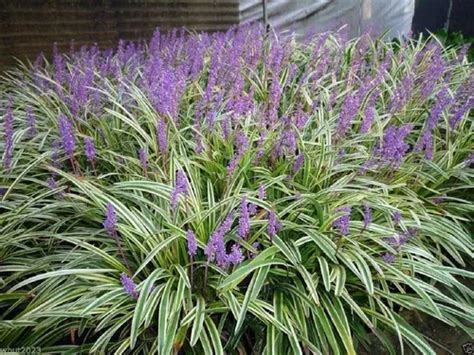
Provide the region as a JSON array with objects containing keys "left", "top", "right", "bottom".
[{"left": 0, "top": 0, "right": 473, "bottom": 354}]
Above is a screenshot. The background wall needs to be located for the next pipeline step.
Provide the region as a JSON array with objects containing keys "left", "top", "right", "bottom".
[
  {"left": 412, "top": 0, "right": 474, "bottom": 36},
  {"left": 240, "top": 0, "right": 414, "bottom": 39},
  {"left": 0, "top": 0, "right": 239, "bottom": 70}
]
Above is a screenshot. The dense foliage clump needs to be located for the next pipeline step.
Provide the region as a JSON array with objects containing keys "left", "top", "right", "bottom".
[{"left": 0, "top": 25, "right": 473, "bottom": 354}]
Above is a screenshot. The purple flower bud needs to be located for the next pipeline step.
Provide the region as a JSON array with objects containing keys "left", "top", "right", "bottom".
[
  {"left": 51, "top": 139, "right": 62, "bottom": 168},
  {"left": 205, "top": 212, "right": 234, "bottom": 267},
  {"left": 103, "top": 202, "right": 117, "bottom": 236},
  {"left": 374, "top": 124, "right": 413, "bottom": 168},
  {"left": 238, "top": 197, "right": 250, "bottom": 239},
  {"left": 187, "top": 229, "right": 197, "bottom": 257},
  {"left": 282, "top": 129, "right": 297, "bottom": 156},
  {"left": 58, "top": 114, "right": 75, "bottom": 158},
  {"left": 363, "top": 202, "right": 372, "bottom": 229},
  {"left": 226, "top": 156, "right": 240, "bottom": 176},
  {"left": 414, "top": 129, "right": 433, "bottom": 160},
  {"left": 392, "top": 212, "right": 402, "bottom": 226},
  {"left": 292, "top": 153, "right": 305, "bottom": 174},
  {"left": 267, "top": 210, "right": 281, "bottom": 241},
  {"left": 333, "top": 206, "right": 351, "bottom": 236},
  {"left": 384, "top": 230, "right": 412, "bottom": 250},
  {"left": 227, "top": 131, "right": 249, "bottom": 175},
  {"left": 390, "top": 73, "right": 414, "bottom": 113},
  {"left": 248, "top": 203, "right": 257, "bottom": 216},
  {"left": 294, "top": 108, "right": 308, "bottom": 130},
  {"left": 26, "top": 107, "right": 36, "bottom": 138},
  {"left": 170, "top": 170, "right": 188, "bottom": 210},
  {"left": 47, "top": 176, "right": 57, "bottom": 190},
  {"left": 382, "top": 252, "right": 395, "bottom": 264},
  {"left": 360, "top": 90, "right": 379, "bottom": 134},
  {"left": 138, "top": 148, "right": 148, "bottom": 173},
  {"left": 449, "top": 97, "right": 473, "bottom": 129},
  {"left": 156, "top": 119, "right": 168, "bottom": 154},
  {"left": 226, "top": 243, "right": 244, "bottom": 265},
  {"left": 419, "top": 45, "right": 445, "bottom": 99},
  {"left": 120, "top": 272, "right": 138, "bottom": 299},
  {"left": 236, "top": 131, "right": 249, "bottom": 156},
  {"left": 426, "top": 87, "right": 451, "bottom": 130},
  {"left": 337, "top": 92, "right": 361, "bottom": 137},
  {"left": 84, "top": 137, "right": 96, "bottom": 162}
]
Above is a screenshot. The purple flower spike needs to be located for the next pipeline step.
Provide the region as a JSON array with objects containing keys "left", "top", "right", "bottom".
[
  {"left": 248, "top": 203, "right": 257, "bottom": 216},
  {"left": 120, "top": 273, "right": 138, "bottom": 299},
  {"left": 392, "top": 212, "right": 402, "bottom": 226},
  {"left": 258, "top": 185, "right": 266, "bottom": 200},
  {"left": 187, "top": 229, "right": 197, "bottom": 257},
  {"left": 84, "top": 137, "right": 96, "bottom": 162},
  {"left": 426, "top": 87, "right": 451, "bottom": 130},
  {"left": 293, "top": 153, "right": 305, "bottom": 174},
  {"left": 337, "top": 93, "right": 361, "bottom": 137},
  {"left": 103, "top": 202, "right": 117, "bottom": 236},
  {"left": 170, "top": 170, "right": 188, "bottom": 210},
  {"left": 236, "top": 131, "right": 249, "bottom": 156},
  {"left": 384, "top": 231, "right": 413, "bottom": 250},
  {"left": 205, "top": 212, "right": 234, "bottom": 267},
  {"left": 267, "top": 210, "right": 281, "bottom": 241},
  {"left": 363, "top": 202, "right": 372, "bottom": 230},
  {"left": 47, "top": 176, "right": 57, "bottom": 190},
  {"left": 450, "top": 98, "right": 473, "bottom": 129},
  {"left": 3, "top": 98, "right": 14, "bottom": 169},
  {"left": 374, "top": 124, "right": 413, "bottom": 168},
  {"left": 227, "top": 131, "right": 250, "bottom": 175},
  {"left": 333, "top": 206, "right": 351, "bottom": 236},
  {"left": 227, "top": 243, "right": 244, "bottom": 265},
  {"left": 238, "top": 197, "right": 250, "bottom": 239},
  {"left": 360, "top": 90, "right": 378, "bottom": 134},
  {"left": 138, "top": 148, "right": 148, "bottom": 173},
  {"left": 58, "top": 114, "right": 76, "bottom": 158},
  {"left": 156, "top": 119, "right": 168, "bottom": 154},
  {"left": 414, "top": 129, "right": 433, "bottom": 160},
  {"left": 382, "top": 252, "right": 395, "bottom": 264}
]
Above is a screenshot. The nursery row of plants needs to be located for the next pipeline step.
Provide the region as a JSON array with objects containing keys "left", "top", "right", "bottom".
[{"left": 0, "top": 24, "right": 473, "bottom": 354}]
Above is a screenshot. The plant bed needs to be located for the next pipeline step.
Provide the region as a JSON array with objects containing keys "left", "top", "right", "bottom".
[{"left": 0, "top": 25, "right": 473, "bottom": 354}]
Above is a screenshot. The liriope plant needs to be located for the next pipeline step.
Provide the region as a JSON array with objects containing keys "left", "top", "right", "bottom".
[{"left": 0, "top": 25, "right": 473, "bottom": 354}]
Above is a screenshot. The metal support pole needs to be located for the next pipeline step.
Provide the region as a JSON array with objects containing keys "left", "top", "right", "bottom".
[{"left": 262, "top": 0, "right": 269, "bottom": 32}]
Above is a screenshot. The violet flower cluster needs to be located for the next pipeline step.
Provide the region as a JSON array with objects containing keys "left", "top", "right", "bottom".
[
  {"left": 170, "top": 170, "right": 188, "bottom": 210},
  {"left": 120, "top": 272, "right": 138, "bottom": 299},
  {"left": 84, "top": 137, "right": 96, "bottom": 163},
  {"left": 103, "top": 202, "right": 118, "bottom": 237},
  {"left": 333, "top": 206, "right": 351, "bottom": 236},
  {"left": 238, "top": 197, "right": 250, "bottom": 239},
  {"left": 204, "top": 213, "right": 243, "bottom": 267},
  {"left": 58, "top": 114, "right": 76, "bottom": 158},
  {"left": 186, "top": 229, "right": 197, "bottom": 257},
  {"left": 1, "top": 24, "right": 472, "bottom": 288}
]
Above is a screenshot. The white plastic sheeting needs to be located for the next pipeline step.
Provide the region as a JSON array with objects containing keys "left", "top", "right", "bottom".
[{"left": 239, "top": 0, "right": 415, "bottom": 39}]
